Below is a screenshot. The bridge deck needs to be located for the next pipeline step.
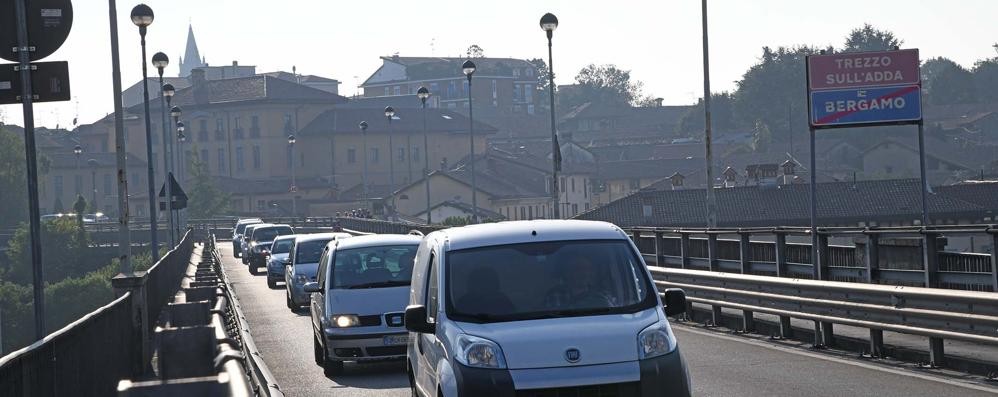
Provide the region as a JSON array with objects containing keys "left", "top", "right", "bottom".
[{"left": 217, "top": 243, "right": 996, "bottom": 396}]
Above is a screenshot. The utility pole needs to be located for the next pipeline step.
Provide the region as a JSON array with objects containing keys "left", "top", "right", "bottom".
[
  {"left": 108, "top": 0, "right": 133, "bottom": 274},
  {"left": 702, "top": 0, "right": 717, "bottom": 228}
]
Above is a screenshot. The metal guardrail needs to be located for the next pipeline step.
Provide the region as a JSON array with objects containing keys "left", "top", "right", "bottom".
[
  {"left": 626, "top": 225, "right": 998, "bottom": 292},
  {"left": 651, "top": 267, "right": 998, "bottom": 366},
  {"left": 145, "top": 230, "right": 196, "bottom": 332}
]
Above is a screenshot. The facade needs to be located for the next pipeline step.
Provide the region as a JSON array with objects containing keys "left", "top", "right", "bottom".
[
  {"left": 178, "top": 24, "right": 207, "bottom": 77},
  {"left": 361, "top": 56, "right": 540, "bottom": 115}
]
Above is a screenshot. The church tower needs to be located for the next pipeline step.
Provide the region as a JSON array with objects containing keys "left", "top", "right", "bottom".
[{"left": 178, "top": 24, "right": 206, "bottom": 77}]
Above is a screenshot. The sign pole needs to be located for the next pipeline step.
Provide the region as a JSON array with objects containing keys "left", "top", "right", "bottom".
[
  {"left": 701, "top": 0, "right": 717, "bottom": 228},
  {"left": 13, "top": 0, "right": 46, "bottom": 340},
  {"left": 916, "top": 120, "right": 930, "bottom": 226},
  {"left": 805, "top": 55, "right": 821, "bottom": 281},
  {"left": 108, "top": 0, "right": 133, "bottom": 274}
]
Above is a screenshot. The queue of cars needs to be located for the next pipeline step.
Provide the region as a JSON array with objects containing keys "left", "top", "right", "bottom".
[{"left": 230, "top": 218, "right": 692, "bottom": 396}]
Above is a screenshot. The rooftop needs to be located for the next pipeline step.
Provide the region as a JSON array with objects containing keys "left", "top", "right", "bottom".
[
  {"left": 298, "top": 108, "right": 498, "bottom": 136},
  {"left": 430, "top": 220, "right": 628, "bottom": 251}
]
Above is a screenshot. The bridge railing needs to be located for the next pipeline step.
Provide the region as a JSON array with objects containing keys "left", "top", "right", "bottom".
[{"left": 626, "top": 225, "right": 998, "bottom": 292}]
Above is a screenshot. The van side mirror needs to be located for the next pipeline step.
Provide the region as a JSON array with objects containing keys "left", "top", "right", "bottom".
[
  {"left": 404, "top": 305, "right": 436, "bottom": 334},
  {"left": 663, "top": 288, "right": 687, "bottom": 317},
  {"left": 283, "top": 258, "right": 292, "bottom": 266},
  {"left": 303, "top": 282, "right": 321, "bottom": 293}
]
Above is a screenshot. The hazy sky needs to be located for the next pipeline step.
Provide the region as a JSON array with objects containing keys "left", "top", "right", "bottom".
[{"left": 2, "top": 0, "right": 997, "bottom": 129}]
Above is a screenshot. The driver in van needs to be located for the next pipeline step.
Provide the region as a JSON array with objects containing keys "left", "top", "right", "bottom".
[{"left": 544, "top": 254, "right": 613, "bottom": 309}]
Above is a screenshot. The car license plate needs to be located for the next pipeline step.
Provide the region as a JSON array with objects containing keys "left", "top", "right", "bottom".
[{"left": 383, "top": 335, "right": 408, "bottom": 346}]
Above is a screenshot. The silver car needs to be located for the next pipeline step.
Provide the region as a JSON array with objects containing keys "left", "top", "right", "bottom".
[
  {"left": 304, "top": 234, "right": 421, "bottom": 375},
  {"left": 266, "top": 234, "right": 297, "bottom": 289},
  {"left": 286, "top": 233, "right": 353, "bottom": 310}
]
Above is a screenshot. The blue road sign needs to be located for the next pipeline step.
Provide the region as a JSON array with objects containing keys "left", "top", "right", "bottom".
[{"left": 810, "top": 84, "right": 922, "bottom": 127}]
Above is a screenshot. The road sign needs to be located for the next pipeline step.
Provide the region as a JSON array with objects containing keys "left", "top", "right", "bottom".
[
  {"left": 810, "top": 84, "right": 922, "bottom": 127},
  {"left": 0, "top": 0, "right": 74, "bottom": 62},
  {"left": 158, "top": 174, "right": 188, "bottom": 210},
  {"left": 808, "top": 49, "right": 920, "bottom": 90},
  {"left": 0, "top": 60, "right": 70, "bottom": 104}
]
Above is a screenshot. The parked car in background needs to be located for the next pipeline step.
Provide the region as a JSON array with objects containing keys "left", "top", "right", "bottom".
[
  {"left": 305, "top": 234, "right": 421, "bottom": 375},
  {"left": 240, "top": 224, "right": 270, "bottom": 264},
  {"left": 266, "top": 234, "right": 297, "bottom": 289},
  {"left": 232, "top": 218, "right": 263, "bottom": 258},
  {"left": 246, "top": 224, "right": 295, "bottom": 274},
  {"left": 404, "top": 220, "right": 692, "bottom": 396},
  {"left": 286, "top": 232, "right": 352, "bottom": 310}
]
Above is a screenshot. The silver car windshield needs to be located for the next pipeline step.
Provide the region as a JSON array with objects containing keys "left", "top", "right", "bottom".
[
  {"left": 271, "top": 239, "right": 293, "bottom": 254},
  {"left": 445, "top": 240, "right": 655, "bottom": 323},
  {"left": 330, "top": 245, "right": 418, "bottom": 289}
]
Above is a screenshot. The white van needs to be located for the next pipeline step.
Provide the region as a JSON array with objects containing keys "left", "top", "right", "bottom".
[{"left": 404, "top": 220, "right": 692, "bottom": 396}]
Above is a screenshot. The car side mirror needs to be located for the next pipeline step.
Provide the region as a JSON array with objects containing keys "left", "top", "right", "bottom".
[
  {"left": 404, "top": 305, "right": 436, "bottom": 334},
  {"left": 663, "top": 288, "right": 687, "bottom": 317},
  {"left": 283, "top": 258, "right": 292, "bottom": 266},
  {"left": 303, "top": 282, "right": 321, "bottom": 293}
]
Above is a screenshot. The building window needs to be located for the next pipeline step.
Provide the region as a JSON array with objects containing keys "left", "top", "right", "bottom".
[
  {"left": 524, "top": 84, "right": 533, "bottom": 102},
  {"left": 384, "top": 87, "right": 390, "bottom": 96},
  {"left": 200, "top": 149, "right": 209, "bottom": 167},
  {"left": 347, "top": 148, "right": 356, "bottom": 164},
  {"left": 491, "top": 80, "right": 497, "bottom": 99},
  {"left": 448, "top": 81, "right": 456, "bottom": 98},
  {"left": 430, "top": 82, "right": 439, "bottom": 95},
  {"left": 394, "top": 86, "right": 401, "bottom": 96},
  {"left": 54, "top": 175, "right": 63, "bottom": 198},
  {"left": 526, "top": 68, "right": 534, "bottom": 77},
  {"left": 103, "top": 174, "right": 112, "bottom": 194},
  {"left": 398, "top": 147, "right": 405, "bottom": 162},
  {"left": 101, "top": 139, "right": 108, "bottom": 152},
  {"left": 583, "top": 179, "right": 588, "bottom": 198},
  {"left": 235, "top": 147, "right": 245, "bottom": 171},
  {"left": 215, "top": 129, "right": 225, "bottom": 141},
  {"left": 560, "top": 177, "right": 565, "bottom": 193},
  {"left": 257, "top": 200, "right": 266, "bottom": 211},
  {"left": 571, "top": 178, "right": 575, "bottom": 193},
  {"left": 528, "top": 206, "right": 533, "bottom": 220},
  {"left": 572, "top": 204, "right": 578, "bottom": 216},
  {"left": 250, "top": 115, "right": 260, "bottom": 138},
  {"left": 371, "top": 148, "right": 379, "bottom": 163},
  {"left": 462, "top": 81, "right": 469, "bottom": 96},
  {"left": 412, "top": 147, "right": 420, "bottom": 163},
  {"left": 217, "top": 148, "right": 226, "bottom": 172},
  {"left": 513, "top": 84, "right": 522, "bottom": 100},
  {"left": 216, "top": 119, "right": 224, "bottom": 132},
  {"left": 252, "top": 146, "right": 261, "bottom": 169}
]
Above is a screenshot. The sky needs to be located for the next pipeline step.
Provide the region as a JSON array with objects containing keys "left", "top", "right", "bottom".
[{"left": 2, "top": 0, "right": 997, "bottom": 129}]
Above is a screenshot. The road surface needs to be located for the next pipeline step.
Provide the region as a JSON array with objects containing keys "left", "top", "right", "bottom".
[{"left": 218, "top": 243, "right": 995, "bottom": 397}]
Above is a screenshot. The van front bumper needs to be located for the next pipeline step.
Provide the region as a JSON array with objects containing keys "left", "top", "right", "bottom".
[
  {"left": 324, "top": 331, "right": 408, "bottom": 362},
  {"left": 452, "top": 349, "right": 691, "bottom": 397}
]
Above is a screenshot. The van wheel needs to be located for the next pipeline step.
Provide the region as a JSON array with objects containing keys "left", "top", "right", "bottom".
[
  {"left": 313, "top": 336, "right": 324, "bottom": 365},
  {"left": 286, "top": 291, "right": 294, "bottom": 309},
  {"left": 248, "top": 264, "right": 258, "bottom": 275},
  {"left": 407, "top": 362, "right": 419, "bottom": 397},
  {"left": 267, "top": 278, "right": 277, "bottom": 289}
]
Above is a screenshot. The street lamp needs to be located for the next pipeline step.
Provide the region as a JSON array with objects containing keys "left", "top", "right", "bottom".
[
  {"left": 152, "top": 51, "right": 174, "bottom": 246},
  {"left": 131, "top": 3, "right": 160, "bottom": 260},
  {"left": 288, "top": 134, "right": 297, "bottom": 218},
  {"left": 170, "top": 105, "right": 182, "bottom": 182},
  {"left": 87, "top": 158, "right": 99, "bottom": 209},
  {"left": 384, "top": 106, "right": 396, "bottom": 193},
  {"left": 417, "top": 86, "right": 432, "bottom": 224},
  {"left": 73, "top": 144, "right": 82, "bottom": 170},
  {"left": 462, "top": 60, "right": 479, "bottom": 224},
  {"left": 359, "top": 121, "right": 369, "bottom": 200},
  {"left": 174, "top": 120, "right": 185, "bottom": 235},
  {"left": 540, "top": 12, "right": 561, "bottom": 219}
]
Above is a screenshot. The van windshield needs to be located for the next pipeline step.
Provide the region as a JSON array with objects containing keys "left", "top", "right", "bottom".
[
  {"left": 271, "top": 239, "right": 294, "bottom": 254},
  {"left": 253, "top": 226, "right": 293, "bottom": 242},
  {"left": 235, "top": 222, "right": 259, "bottom": 234},
  {"left": 330, "top": 245, "right": 418, "bottom": 289},
  {"left": 445, "top": 240, "right": 655, "bottom": 323},
  {"left": 295, "top": 238, "right": 334, "bottom": 264}
]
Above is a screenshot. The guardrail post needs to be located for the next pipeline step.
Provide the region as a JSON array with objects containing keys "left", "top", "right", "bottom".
[
  {"left": 869, "top": 329, "right": 885, "bottom": 358},
  {"left": 707, "top": 233, "right": 719, "bottom": 272},
  {"left": 775, "top": 232, "right": 788, "bottom": 278},
  {"left": 680, "top": 233, "right": 691, "bottom": 269},
  {"left": 816, "top": 233, "right": 829, "bottom": 280},
  {"left": 739, "top": 232, "right": 750, "bottom": 274},
  {"left": 654, "top": 232, "right": 666, "bottom": 267},
  {"left": 990, "top": 232, "right": 998, "bottom": 292},
  {"left": 929, "top": 337, "right": 945, "bottom": 367},
  {"left": 865, "top": 234, "right": 880, "bottom": 283},
  {"left": 779, "top": 316, "right": 793, "bottom": 339},
  {"left": 923, "top": 232, "right": 940, "bottom": 288},
  {"left": 112, "top": 271, "right": 150, "bottom": 377}
]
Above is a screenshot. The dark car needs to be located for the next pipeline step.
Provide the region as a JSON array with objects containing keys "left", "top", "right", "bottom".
[{"left": 246, "top": 224, "right": 294, "bottom": 274}]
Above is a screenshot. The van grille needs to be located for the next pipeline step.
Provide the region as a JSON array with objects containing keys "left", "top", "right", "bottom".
[
  {"left": 515, "top": 382, "right": 640, "bottom": 397},
  {"left": 357, "top": 315, "right": 382, "bottom": 327}
]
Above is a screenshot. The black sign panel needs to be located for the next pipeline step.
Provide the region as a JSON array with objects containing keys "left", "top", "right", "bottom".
[
  {"left": 0, "top": 60, "right": 70, "bottom": 104},
  {"left": 158, "top": 174, "right": 189, "bottom": 210},
  {"left": 1, "top": 0, "right": 74, "bottom": 62}
]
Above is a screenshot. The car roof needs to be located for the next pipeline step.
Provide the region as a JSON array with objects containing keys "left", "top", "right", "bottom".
[
  {"left": 236, "top": 218, "right": 262, "bottom": 225},
  {"left": 294, "top": 232, "right": 352, "bottom": 243},
  {"left": 245, "top": 223, "right": 271, "bottom": 231},
  {"left": 332, "top": 234, "right": 421, "bottom": 250},
  {"left": 428, "top": 220, "right": 628, "bottom": 251},
  {"left": 274, "top": 234, "right": 298, "bottom": 242},
  {"left": 254, "top": 224, "right": 292, "bottom": 230}
]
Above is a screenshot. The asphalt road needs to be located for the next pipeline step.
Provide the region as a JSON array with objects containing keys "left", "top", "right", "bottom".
[{"left": 219, "top": 244, "right": 996, "bottom": 397}]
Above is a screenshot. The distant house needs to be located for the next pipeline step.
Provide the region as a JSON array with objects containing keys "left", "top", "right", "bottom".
[{"left": 557, "top": 102, "right": 692, "bottom": 141}]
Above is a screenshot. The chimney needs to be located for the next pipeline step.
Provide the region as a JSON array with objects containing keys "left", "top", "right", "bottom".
[
  {"left": 440, "top": 157, "right": 449, "bottom": 171},
  {"left": 780, "top": 159, "right": 797, "bottom": 185},
  {"left": 669, "top": 172, "right": 685, "bottom": 190},
  {"left": 190, "top": 68, "right": 209, "bottom": 105},
  {"left": 232, "top": 60, "right": 238, "bottom": 66},
  {"left": 654, "top": 97, "right": 664, "bottom": 107},
  {"left": 722, "top": 167, "right": 738, "bottom": 188}
]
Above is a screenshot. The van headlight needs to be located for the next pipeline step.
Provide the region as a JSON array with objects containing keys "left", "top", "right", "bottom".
[
  {"left": 454, "top": 334, "right": 507, "bottom": 369},
  {"left": 331, "top": 314, "right": 360, "bottom": 328},
  {"left": 638, "top": 322, "right": 677, "bottom": 359}
]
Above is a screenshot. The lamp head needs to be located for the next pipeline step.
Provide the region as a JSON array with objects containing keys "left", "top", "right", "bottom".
[{"left": 130, "top": 4, "right": 154, "bottom": 27}]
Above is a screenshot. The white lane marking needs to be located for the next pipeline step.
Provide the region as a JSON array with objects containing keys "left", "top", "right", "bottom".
[{"left": 674, "top": 325, "right": 998, "bottom": 394}]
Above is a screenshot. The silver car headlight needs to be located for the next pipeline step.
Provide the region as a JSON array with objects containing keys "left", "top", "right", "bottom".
[
  {"left": 638, "top": 321, "right": 677, "bottom": 359},
  {"left": 454, "top": 334, "right": 507, "bottom": 369},
  {"left": 331, "top": 314, "right": 360, "bottom": 328}
]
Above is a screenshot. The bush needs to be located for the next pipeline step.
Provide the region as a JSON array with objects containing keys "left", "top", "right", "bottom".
[{"left": 3, "top": 218, "right": 90, "bottom": 284}]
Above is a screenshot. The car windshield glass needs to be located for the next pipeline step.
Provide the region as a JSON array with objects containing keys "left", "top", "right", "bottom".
[
  {"left": 295, "top": 238, "right": 333, "bottom": 264},
  {"left": 271, "top": 239, "right": 293, "bottom": 254},
  {"left": 254, "top": 226, "right": 292, "bottom": 242},
  {"left": 445, "top": 240, "right": 653, "bottom": 323},
  {"left": 235, "top": 222, "right": 258, "bottom": 234},
  {"left": 330, "top": 245, "right": 418, "bottom": 289}
]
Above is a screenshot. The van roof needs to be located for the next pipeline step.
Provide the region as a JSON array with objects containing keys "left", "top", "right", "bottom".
[
  {"left": 274, "top": 234, "right": 298, "bottom": 242},
  {"left": 333, "top": 234, "right": 422, "bottom": 250},
  {"left": 429, "top": 220, "right": 627, "bottom": 251},
  {"left": 236, "top": 218, "right": 262, "bottom": 225},
  {"left": 294, "top": 232, "right": 352, "bottom": 243}
]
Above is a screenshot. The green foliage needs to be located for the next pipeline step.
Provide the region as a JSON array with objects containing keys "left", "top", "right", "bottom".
[
  {"left": 528, "top": 58, "right": 552, "bottom": 115},
  {"left": 4, "top": 218, "right": 90, "bottom": 284},
  {"left": 0, "top": 127, "right": 28, "bottom": 228},
  {"left": 564, "top": 64, "right": 646, "bottom": 110},
  {"left": 678, "top": 92, "right": 741, "bottom": 135},
  {"left": 922, "top": 57, "right": 977, "bottom": 105},
  {"left": 973, "top": 57, "right": 998, "bottom": 103},
  {"left": 466, "top": 44, "right": 484, "bottom": 58},
  {"left": 441, "top": 216, "right": 470, "bottom": 226},
  {"left": 842, "top": 24, "right": 903, "bottom": 53},
  {"left": 187, "top": 150, "right": 230, "bottom": 219}
]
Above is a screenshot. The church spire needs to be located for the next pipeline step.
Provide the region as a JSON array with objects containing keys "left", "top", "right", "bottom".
[{"left": 179, "top": 24, "right": 206, "bottom": 77}]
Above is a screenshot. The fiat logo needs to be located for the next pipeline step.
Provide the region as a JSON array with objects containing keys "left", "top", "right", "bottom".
[{"left": 564, "top": 348, "right": 581, "bottom": 363}]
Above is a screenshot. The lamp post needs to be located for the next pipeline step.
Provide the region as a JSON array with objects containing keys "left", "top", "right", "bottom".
[
  {"left": 385, "top": 106, "right": 396, "bottom": 192},
  {"left": 87, "top": 158, "right": 99, "bottom": 209},
  {"left": 288, "top": 134, "right": 297, "bottom": 218},
  {"left": 359, "top": 121, "right": 369, "bottom": 200},
  {"left": 417, "top": 87, "right": 432, "bottom": 224},
  {"left": 175, "top": 118, "right": 185, "bottom": 236},
  {"left": 462, "top": 60, "right": 479, "bottom": 224},
  {"left": 540, "top": 13, "right": 561, "bottom": 219},
  {"left": 177, "top": 124, "right": 187, "bottom": 233},
  {"left": 152, "top": 51, "right": 173, "bottom": 246},
  {"left": 130, "top": 3, "right": 159, "bottom": 260},
  {"left": 170, "top": 105, "right": 182, "bottom": 181},
  {"left": 701, "top": 0, "right": 717, "bottom": 228},
  {"left": 73, "top": 144, "right": 82, "bottom": 171},
  {"left": 73, "top": 145, "right": 82, "bottom": 198}
]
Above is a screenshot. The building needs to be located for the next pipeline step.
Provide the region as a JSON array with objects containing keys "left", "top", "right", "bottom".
[
  {"left": 178, "top": 24, "right": 207, "bottom": 77},
  {"left": 557, "top": 102, "right": 692, "bottom": 141},
  {"left": 361, "top": 55, "right": 541, "bottom": 115},
  {"left": 261, "top": 71, "right": 341, "bottom": 95}
]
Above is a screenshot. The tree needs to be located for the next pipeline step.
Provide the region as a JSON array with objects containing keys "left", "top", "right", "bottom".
[
  {"left": 922, "top": 57, "right": 977, "bottom": 105},
  {"left": 0, "top": 127, "right": 28, "bottom": 228},
  {"left": 843, "top": 24, "right": 903, "bottom": 53},
  {"left": 677, "top": 92, "right": 741, "bottom": 136},
  {"left": 528, "top": 58, "right": 552, "bottom": 114},
  {"left": 466, "top": 44, "right": 484, "bottom": 58},
  {"left": 3, "top": 218, "right": 90, "bottom": 284},
  {"left": 562, "top": 64, "right": 646, "bottom": 110},
  {"left": 187, "top": 150, "right": 230, "bottom": 219},
  {"left": 973, "top": 56, "right": 998, "bottom": 103}
]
